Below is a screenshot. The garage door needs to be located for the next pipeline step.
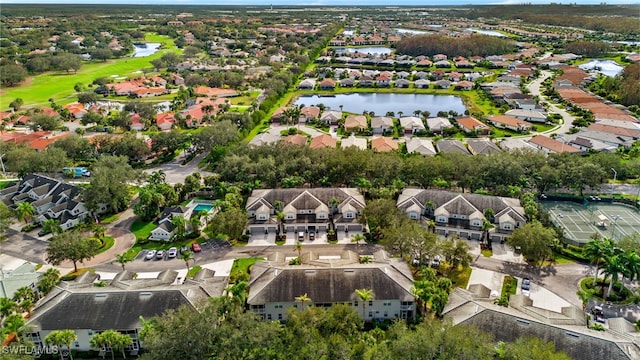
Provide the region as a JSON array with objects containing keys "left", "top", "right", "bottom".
[
  {"left": 347, "top": 224, "right": 362, "bottom": 232},
  {"left": 250, "top": 227, "right": 265, "bottom": 235},
  {"left": 459, "top": 232, "right": 468, "bottom": 239},
  {"left": 336, "top": 225, "right": 345, "bottom": 232},
  {"left": 470, "top": 233, "right": 481, "bottom": 240}
]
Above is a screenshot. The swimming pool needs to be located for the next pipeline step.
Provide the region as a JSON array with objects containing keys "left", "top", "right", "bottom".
[{"left": 193, "top": 204, "right": 213, "bottom": 212}]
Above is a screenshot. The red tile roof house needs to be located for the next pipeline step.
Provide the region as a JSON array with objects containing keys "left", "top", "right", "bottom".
[
  {"left": 318, "top": 78, "right": 336, "bottom": 90},
  {"left": 344, "top": 115, "right": 368, "bottom": 133},
  {"left": 487, "top": 115, "right": 532, "bottom": 132},
  {"left": 62, "top": 103, "right": 87, "bottom": 119},
  {"left": 299, "top": 106, "right": 321, "bottom": 123},
  {"left": 156, "top": 113, "right": 175, "bottom": 131},
  {"left": 130, "top": 113, "right": 145, "bottom": 131},
  {"left": 371, "top": 136, "right": 399, "bottom": 152},
  {"left": 454, "top": 81, "right": 474, "bottom": 91},
  {"left": 529, "top": 135, "right": 581, "bottom": 154},
  {"left": 180, "top": 106, "right": 206, "bottom": 128},
  {"left": 455, "top": 116, "right": 491, "bottom": 135},
  {"left": 309, "top": 134, "right": 337, "bottom": 149},
  {"left": 375, "top": 74, "right": 391, "bottom": 87}
]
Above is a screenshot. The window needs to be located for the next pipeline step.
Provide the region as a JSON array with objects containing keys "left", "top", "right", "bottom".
[
  {"left": 278, "top": 314, "right": 283, "bottom": 320},
  {"left": 267, "top": 314, "right": 272, "bottom": 320},
  {"left": 274, "top": 304, "right": 283, "bottom": 309},
  {"left": 384, "top": 311, "right": 388, "bottom": 317},
  {"left": 368, "top": 311, "right": 373, "bottom": 317},
  {"left": 368, "top": 301, "right": 373, "bottom": 306},
  {"left": 345, "top": 212, "right": 354, "bottom": 219},
  {"left": 257, "top": 214, "right": 267, "bottom": 220},
  {"left": 409, "top": 212, "right": 418, "bottom": 220},
  {"left": 353, "top": 301, "right": 358, "bottom": 307}
]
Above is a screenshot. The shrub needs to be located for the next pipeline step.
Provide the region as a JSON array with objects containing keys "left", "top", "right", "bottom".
[
  {"left": 589, "top": 323, "right": 606, "bottom": 331},
  {"left": 289, "top": 257, "right": 301, "bottom": 265}
]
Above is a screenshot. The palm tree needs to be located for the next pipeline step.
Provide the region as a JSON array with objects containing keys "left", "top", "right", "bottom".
[
  {"left": 226, "top": 281, "right": 249, "bottom": 306},
  {"left": 480, "top": 219, "right": 495, "bottom": 246},
  {"left": 352, "top": 233, "right": 365, "bottom": 253},
  {"left": 622, "top": 251, "right": 640, "bottom": 283},
  {"left": 46, "top": 329, "right": 78, "bottom": 360},
  {"left": 93, "top": 225, "right": 106, "bottom": 239},
  {"left": 171, "top": 216, "right": 186, "bottom": 240},
  {"left": 576, "top": 289, "right": 594, "bottom": 312},
  {"left": 147, "top": 170, "right": 166, "bottom": 185},
  {"left": 2, "top": 313, "right": 27, "bottom": 342},
  {"left": 295, "top": 241, "right": 302, "bottom": 264},
  {"left": 583, "top": 237, "right": 614, "bottom": 283},
  {"left": 427, "top": 219, "right": 436, "bottom": 233},
  {"left": 90, "top": 330, "right": 132, "bottom": 360},
  {"left": 114, "top": 253, "right": 131, "bottom": 271},
  {"left": 15, "top": 202, "right": 35, "bottom": 224},
  {"left": 0, "top": 297, "right": 17, "bottom": 320},
  {"left": 602, "top": 251, "right": 626, "bottom": 299},
  {"left": 424, "top": 201, "right": 435, "bottom": 217},
  {"left": 42, "top": 219, "right": 63, "bottom": 235},
  {"left": 181, "top": 250, "right": 194, "bottom": 277},
  {"left": 295, "top": 293, "right": 312, "bottom": 310},
  {"left": 355, "top": 288, "right": 373, "bottom": 323},
  {"left": 329, "top": 197, "right": 340, "bottom": 216}
]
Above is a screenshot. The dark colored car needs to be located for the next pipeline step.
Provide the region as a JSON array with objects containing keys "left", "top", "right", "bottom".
[{"left": 191, "top": 242, "right": 202, "bottom": 252}]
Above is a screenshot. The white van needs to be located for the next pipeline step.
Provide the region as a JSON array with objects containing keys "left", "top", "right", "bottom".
[{"left": 298, "top": 232, "right": 305, "bottom": 241}]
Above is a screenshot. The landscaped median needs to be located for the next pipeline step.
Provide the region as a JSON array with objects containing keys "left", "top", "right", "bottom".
[{"left": 495, "top": 275, "right": 518, "bottom": 307}]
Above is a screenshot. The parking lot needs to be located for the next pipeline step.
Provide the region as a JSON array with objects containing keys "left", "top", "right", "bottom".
[{"left": 136, "top": 239, "right": 232, "bottom": 262}]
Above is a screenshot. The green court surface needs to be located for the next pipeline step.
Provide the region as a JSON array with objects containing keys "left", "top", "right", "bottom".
[{"left": 542, "top": 201, "right": 640, "bottom": 245}]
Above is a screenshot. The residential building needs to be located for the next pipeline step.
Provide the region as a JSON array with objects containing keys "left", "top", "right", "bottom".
[
  {"left": 245, "top": 188, "right": 365, "bottom": 234},
  {"left": 405, "top": 138, "right": 436, "bottom": 156},
  {"left": 0, "top": 258, "right": 40, "bottom": 299},
  {"left": 299, "top": 106, "right": 321, "bottom": 123},
  {"left": 344, "top": 115, "right": 368, "bottom": 132},
  {"left": 529, "top": 135, "right": 581, "bottom": 154},
  {"left": 455, "top": 116, "right": 490, "bottom": 135},
  {"left": 341, "top": 135, "right": 367, "bottom": 150},
  {"left": 399, "top": 116, "right": 426, "bottom": 134},
  {"left": 247, "top": 250, "right": 415, "bottom": 322},
  {"left": 320, "top": 110, "right": 342, "bottom": 125},
  {"left": 0, "top": 174, "right": 103, "bottom": 231},
  {"left": 282, "top": 134, "right": 308, "bottom": 146},
  {"left": 309, "top": 134, "right": 337, "bottom": 149},
  {"left": 504, "top": 109, "right": 548, "bottom": 123},
  {"left": 298, "top": 79, "right": 316, "bottom": 90},
  {"left": 396, "top": 188, "right": 526, "bottom": 241},
  {"left": 318, "top": 78, "right": 336, "bottom": 90},
  {"left": 435, "top": 139, "right": 470, "bottom": 155},
  {"left": 370, "top": 116, "right": 394, "bottom": 134},
  {"left": 467, "top": 139, "right": 501, "bottom": 156},
  {"left": 371, "top": 136, "right": 399, "bottom": 152},
  {"left": 443, "top": 287, "right": 638, "bottom": 360},
  {"left": 426, "top": 117, "right": 453, "bottom": 134},
  {"left": 26, "top": 269, "right": 226, "bottom": 355},
  {"left": 487, "top": 115, "right": 532, "bottom": 132}
]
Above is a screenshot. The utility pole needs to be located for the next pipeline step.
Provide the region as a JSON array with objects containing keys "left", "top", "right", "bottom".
[
  {"left": 0, "top": 153, "right": 6, "bottom": 178},
  {"left": 611, "top": 168, "right": 617, "bottom": 183}
]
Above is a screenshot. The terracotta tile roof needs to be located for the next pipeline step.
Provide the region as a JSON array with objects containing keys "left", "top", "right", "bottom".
[
  {"left": 282, "top": 134, "right": 308, "bottom": 146},
  {"left": 371, "top": 136, "right": 398, "bottom": 152},
  {"left": 456, "top": 116, "right": 490, "bottom": 132},
  {"left": 309, "top": 134, "right": 337, "bottom": 149},
  {"left": 529, "top": 135, "right": 580, "bottom": 153}
]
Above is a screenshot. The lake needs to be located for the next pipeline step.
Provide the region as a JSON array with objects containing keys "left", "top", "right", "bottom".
[
  {"left": 334, "top": 47, "right": 392, "bottom": 55},
  {"left": 294, "top": 93, "right": 466, "bottom": 117},
  {"left": 578, "top": 60, "right": 624, "bottom": 77},
  {"left": 468, "top": 28, "right": 506, "bottom": 37},
  {"left": 395, "top": 28, "right": 428, "bottom": 35},
  {"left": 131, "top": 43, "right": 161, "bottom": 58}
]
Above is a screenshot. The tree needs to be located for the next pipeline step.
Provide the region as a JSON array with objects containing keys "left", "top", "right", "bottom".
[
  {"left": 205, "top": 207, "right": 248, "bottom": 241},
  {"left": 114, "top": 253, "right": 131, "bottom": 271},
  {"left": 51, "top": 53, "right": 82, "bottom": 73},
  {"left": 171, "top": 216, "right": 186, "bottom": 240},
  {"left": 15, "top": 202, "right": 35, "bottom": 224},
  {"left": 2, "top": 313, "right": 27, "bottom": 342},
  {"left": 13, "top": 286, "right": 35, "bottom": 315},
  {"left": 480, "top": 219, "right": 495, "bottom": 246},
  {"left": 30, "top": 113, "right": 60, "bottom": 131},
  {"left": 77, "top": 91, "right": 99, "bottom": 105},
  {"left": 576, "top": 289, "right": 594, "bottom": 312},
  {"left": 362, "top": 199, "right": 403, "bottom": 241},
  {"left": 46, "top": 329, "right": 78, "bottom": 360},
  {"left": 295, "top": 241, "right": 303, "bottom": 263},
  {"left": 0, "top": 297, "right": 17, "bottom": 320},
  {"left": 352, "top": 233, "right": 365, "bottom": 253},
  {"left": 46, "top": 230, "right": 101, "bottom": 272},
  {"left": 147, "top": 170, "right": 166, "bottom": 186},
  {"left": 583, "top": 236, "right": 614, "bottom": 283},
  {"left": 355, "top": 288, "right": 373, "bottom": 323},
  {"left": 84, "top": 155, "right": 139, "bottom": 213},
  {"left": 90, "top": 330, "right": 132, "bottom": 360},
  {"left": 495, "top": 336, "right": 571, "bottom": 360},
  {"left": 602, "top": 250, "right": 626, "bottom": 299},
  {"left": 0, "top": 64, "right": 27, "bottom": 86},
  {"left": 37, "top": 268, "right": 60, "bottom": 295},
  {"left": 506, "top": 222, "right": 558, "bottom": 266},
  {"left": 91, "top": 48, "right": 113, "bottom": 62},
  {"left": 180, "top": 250, "right": 194, "bottom": 277},
  {"left": 42, "top": 219, "right": 63, "bottom": 236},
  {"left": 0, "top": 203, "right": 13, "bottom": 239},
  {"left": 294, "top": 293, "right": 312, "bottom": 310},
  {"left": 192, "top": 120, "right": 239, "bottom": 152},
  {"left": 9, "top": 98, "right": 23, "bottom": 111}
]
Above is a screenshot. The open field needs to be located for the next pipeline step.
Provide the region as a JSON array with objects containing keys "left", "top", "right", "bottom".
[
  {"left": 0, "top": 33, "right": 180, "bottom": 109},
  {"left": 542, "top": 201, "right": 640, "bottom": 245}
]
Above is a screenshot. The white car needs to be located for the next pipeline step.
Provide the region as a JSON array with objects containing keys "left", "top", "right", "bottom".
[{"left": 145, "top": 250, "right": 157, "bottom": 260}]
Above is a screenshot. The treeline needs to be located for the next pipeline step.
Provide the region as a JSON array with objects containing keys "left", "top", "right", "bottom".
[
  {"left": 394, "top": 34, "right": 516, "bottom": 58},
  {"left": 588, "top": 62, "right": 640, "bottom": 108},
  {"left": 137, "top": 297, "right": 571, "bottom": 360},
  {"left": 564, "top": 41, "right": 611, "bottom": 58},
  {"left": 209, "top": 143, "right": 639, "bottom": 198}
]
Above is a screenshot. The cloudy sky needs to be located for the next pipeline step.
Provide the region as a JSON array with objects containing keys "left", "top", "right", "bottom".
[{"left": 4, "top": 0, "right": 639, "bottom": 4}]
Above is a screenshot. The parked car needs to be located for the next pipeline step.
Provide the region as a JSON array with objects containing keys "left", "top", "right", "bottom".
[
  {"left": 156, "top": 250, "right": 165, "bottom": 260},
  {"left": 521, "top": 278, "right": 531, "bottom": 296},
  {"left": 298, "top": 231, "right": 305, "bottom": 242},
  {"left": 167, "top": 247, "right": 178, "bottom": 258},
  {"left": 309, "top": 232, "right": 315, "bottom": 241},
  {"left": 180, "top": 245, "right": 189, "bottom": 254},
  {"left": 38, "top": 229, "right": 51, "bottom": 237},
  {"left": 191, "top": 242, "right": 202, "bottom": 252},
  {"left": 430, "top": 255, "right": 441, "bottom": 268},
  {"left": 591, "top": 305, "right": 606, "bottom": 323},
  {"left": 145, "top": 250, "right": 157, "bottom": 260}
]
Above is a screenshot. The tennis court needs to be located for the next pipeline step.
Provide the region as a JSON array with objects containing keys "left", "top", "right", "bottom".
[{"left": 542, "top": 201, "right": 640, "bottom": 245}]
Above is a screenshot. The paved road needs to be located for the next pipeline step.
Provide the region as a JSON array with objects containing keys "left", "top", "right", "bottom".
[
  {"left": 144, "top": 152, "right": 213, "bottom": 185},
  {"left": 526, "top": 70, "right": 575, "bottom": 135}
]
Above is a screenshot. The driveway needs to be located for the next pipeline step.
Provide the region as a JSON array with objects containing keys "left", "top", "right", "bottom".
[{"left": 144, "top": 153, "right": 213, "bottom": 185}]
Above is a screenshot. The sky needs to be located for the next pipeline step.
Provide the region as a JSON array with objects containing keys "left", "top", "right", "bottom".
[{"left": 3, "top": 0, "right": 640, "bottom": 5}]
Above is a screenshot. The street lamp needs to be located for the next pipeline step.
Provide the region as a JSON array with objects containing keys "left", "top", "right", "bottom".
[
  {"left": 610, "top": 215, "right": 622, "bottom": 240},
  {"left": 611, "top": 168, "right": 617, "bottom": 183},
  {"left": 0, "top": 154, "right": 5, "bottom": 178}
]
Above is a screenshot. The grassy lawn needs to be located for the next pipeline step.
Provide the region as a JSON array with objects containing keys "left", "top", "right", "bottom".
[
  {"left": 1, "top": 33, "right": 180, "bottom": 109},
  {"left": 130, "top": 219, "right": 156, "bottom": 241},
  {"left": 187, "top": 265, "right": 202, "bottom": 278},
  {"left": 229, "top": 257, "right": 263, "bottom": 283},
  {"left": 229, "top": 91, "right": 260, "bottom": 105},
  {"left": 501, "top": 275, "right": 518, "bottom": 298},
  {"left": 100, "top": 214, "right": 120, "bottom": 225},
  {"left": 0, "top": 181, "right": 14, "bottom": 190},
  {"left": 481, "top": 249, "right": 493, "bottom": 257},
  {"left": 96, "top": 236, "right": 115, "bottom": 254},
  {"left": 449, "top": 265, "right": 472, "bottom": 289}
]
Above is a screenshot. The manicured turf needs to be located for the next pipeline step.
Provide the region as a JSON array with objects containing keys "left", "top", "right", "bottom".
[
  {"left": 130, "top": 219, "right": 157, "bottom": 241},
  {"left": 1, "top": 33, "right": 180, "bottom": 109}
]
